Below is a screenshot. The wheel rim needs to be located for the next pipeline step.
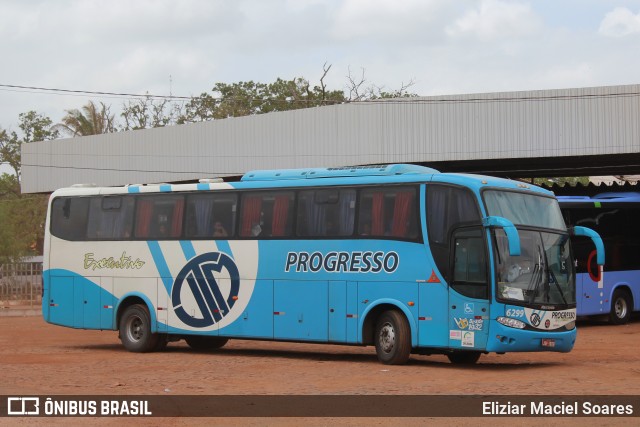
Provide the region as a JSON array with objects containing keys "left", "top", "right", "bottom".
[
  {"left": 378, "top": 322, "right": 395, "bottom": 353},
  {"left": 614, "top": 297, "right": 628, "bottom": 319},
  {"left": 126, "top": 315, "right": 144, "bottom": 342}
]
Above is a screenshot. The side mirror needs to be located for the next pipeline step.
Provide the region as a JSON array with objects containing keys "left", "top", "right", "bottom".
[
  {"left": 570, "top": 226, "right": 605, "bottom": 265},
  {"left": 482, "top": 216, "right": 521, "bottom": 256}
]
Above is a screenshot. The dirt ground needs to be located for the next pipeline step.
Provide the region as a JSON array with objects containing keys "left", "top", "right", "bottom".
[{"left": 1, "top": 315, "right": 639, "bottom": 426}]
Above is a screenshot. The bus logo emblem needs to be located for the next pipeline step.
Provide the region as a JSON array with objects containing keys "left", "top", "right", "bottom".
[
  {"left": 171, "top": 252, "right": 240, "bottom": 328},
  {"left": 530, "top": 312, "right": 541, "bottom": 327}
]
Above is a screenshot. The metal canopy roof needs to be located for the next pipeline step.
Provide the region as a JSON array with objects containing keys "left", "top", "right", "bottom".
[{"left": 21, "top": 83, "right": 640, "bottom": 193}]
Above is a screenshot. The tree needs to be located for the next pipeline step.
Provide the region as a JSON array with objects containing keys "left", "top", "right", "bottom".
[
  {"left": 114, "top": 64, "right": 417, "bottom": 128},
  {"left": 345, "top": 66, "right": 417, "bottom": 101},
  {"left": 0, "top": 111, "right": 56, "bottom": 260},
  {"left": 120, "top": 96, "right": 183, "bottom": 131},
  {"left": 0, "top": 111, "right": 58, "bottom": 180},
  {"left": 55, "top": 101, "right": 115, "bottom": 137},
  {"left": 179, "top": 64, "right": 346, "bottom": 123},
  {"left": 533, "top": 177, "right": 590, "bottom": 187},
  {"left": 0, "top": 174, "right": 47, "bottom": 260}
]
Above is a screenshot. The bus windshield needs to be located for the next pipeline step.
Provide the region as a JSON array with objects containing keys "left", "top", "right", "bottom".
[
  {"left": 483, "top": 190, "right": 566, "bottom": 231},
  {"left": 494, "top": 229, "right": 575, "bottom": 306}
]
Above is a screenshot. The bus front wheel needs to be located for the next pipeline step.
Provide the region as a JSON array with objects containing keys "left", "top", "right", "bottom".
[
  {"left": 374, "top": 310, "right": 411, "bottom": 365},
  {"left": 610, "top": 289, "right": 632, "bottom": 325},
  {"left": 119, "top": 304, "right": 160, "bottom": 352}
]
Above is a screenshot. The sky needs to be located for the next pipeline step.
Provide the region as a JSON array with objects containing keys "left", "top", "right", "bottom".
[{"left": 1, "top": 0, "right": 640, "bottom": 131}]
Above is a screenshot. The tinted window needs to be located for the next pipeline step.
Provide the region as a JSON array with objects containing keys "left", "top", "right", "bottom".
[
  {"left": 297, "top": 189, "right": 356, "bottom": 237},
  {"left": 134, "top": 195, "right": 185, "bottom": 239},
  {"left": 427, "top": 184, "right": 481, "bottom": 279},
  {"left": 87, "top": 196, "right": 134, "bottom": 239},
  {"left": 239, "top": 191, "right": 294, "bottom": 237},
  {"left": 563, "top": 207, "right": 640, "bottom": 272},
  {"left": 452, "top": 228, "right": 488, "bottom": 299},
  {"left": 358, "top": 186, "right": 418, "bottom": 238},
  {"left": 50, "top": 197, "right": 90, "bottom": 240},
  {"left": 185, "top": 193, "right": 237, "bottom": 239}
]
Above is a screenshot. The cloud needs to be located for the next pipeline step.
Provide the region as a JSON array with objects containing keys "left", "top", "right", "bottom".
[
  {"left": 331, "top": 0, "right": 447, "bottom": 42},
  {"left": 598, "top": 7, "right": 640, "bottom": 37},
  {"left": 2, "top": 0, "right": 640, "bottom": 132},
  {"left": 446, "top": 0, "right": 541, "bottom": 41}
]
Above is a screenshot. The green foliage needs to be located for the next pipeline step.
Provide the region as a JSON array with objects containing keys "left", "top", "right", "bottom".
[
  {"left": 533, "top": 177, "right": 591, "bottom": 187},
  {"left": 0, "top": 174, "right": 47, "bottom": 261},
  {"left": 179, "top": 77, "right": 346, "bottom": 123},
  {"left": 56, "top": 101, "right": 115, "bottom": 137},
  {"left": 0, "top": 111, "right": 58, "bottom": 179},
  {"left": 120, "top": 96, "right": 182, "bottom": 130},
  {"left": 0, "top": 112, "right": 57, "bottom": 260}
]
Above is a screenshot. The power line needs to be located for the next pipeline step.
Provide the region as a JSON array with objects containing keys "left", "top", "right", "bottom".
[
  {"left": 0, "top": 84, "right": 191, "bottom": 101},
  {"left": 0, "top": 83, "right": 344, "bottom": 104},
  {"left": 4, "top": 83, "right": 639, "bottom": 107},
  {"left": 20, "top": 163, "right": 244, "bottom": 176}
]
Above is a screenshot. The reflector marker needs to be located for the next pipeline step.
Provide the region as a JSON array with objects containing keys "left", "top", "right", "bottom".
[{"left": 427, "top": 270, "right": 441, "bottom": 283}]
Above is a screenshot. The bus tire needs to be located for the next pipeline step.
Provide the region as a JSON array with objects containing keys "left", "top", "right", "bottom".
[
  {"left": 609, "top": 289, "right": 632, "bottom": 325},
  {"left": 119, "top": 304, "right": 159, "bottom": 353},
  {"left": 447, "top": 351, "right": 481, "bottom": 365},
  {"left": 374, "top": 310, "right": 411, "bottom": 365},
  {"left": 185, "top": 336, "right": 229, "bottom": 351}
]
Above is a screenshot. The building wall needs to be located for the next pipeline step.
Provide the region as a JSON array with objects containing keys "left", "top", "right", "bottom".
[{"left": 21, "top": 84, "right": 640, "bottom": 193}]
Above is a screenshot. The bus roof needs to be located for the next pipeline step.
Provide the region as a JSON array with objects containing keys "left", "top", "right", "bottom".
[
  {"left": 51, "top": 164, "right": 554, "bottom": 197},
  {"left": 241, "top": 164, "right": 439, "bottom": 181}
]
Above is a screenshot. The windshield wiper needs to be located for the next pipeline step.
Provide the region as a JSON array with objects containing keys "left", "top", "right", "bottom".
[{"left": 526, "top": 253, "right": 542, "bottom": 304}]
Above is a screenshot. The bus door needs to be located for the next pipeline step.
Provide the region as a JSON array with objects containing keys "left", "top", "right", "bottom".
[
  {"left": 579, "top": 249, "right": 605, "bottom": 315},
  {"left": 447, "top": 227, "right": 490, "bottom": 350}
]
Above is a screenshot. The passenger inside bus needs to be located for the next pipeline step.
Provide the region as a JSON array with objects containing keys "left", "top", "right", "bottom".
[{"left": 213, "top": 221, "right": 229, "bottom": 237}]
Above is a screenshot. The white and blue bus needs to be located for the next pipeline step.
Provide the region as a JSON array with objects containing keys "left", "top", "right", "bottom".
[
  {"left": 558, "top": 192, "right": 640, "bottom": 324},
  {"left": 43, "top": 164, "right": 603, "bottom": 364}
]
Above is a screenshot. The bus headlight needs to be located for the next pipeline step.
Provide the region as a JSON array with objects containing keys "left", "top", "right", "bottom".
[
  {"left": 565, "top": 321, "right": 576, "bottom": 330},
  {"left": 497, "top": 317, "right": 526, "bottom": 329}
]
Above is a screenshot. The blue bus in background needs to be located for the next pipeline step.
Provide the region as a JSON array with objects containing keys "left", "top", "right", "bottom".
[
  {"left": 43, "top": 165, "right": 603, "bottom": 364},
  {"left": 558, "top": 192, "right": 640, "bottom": 324}
]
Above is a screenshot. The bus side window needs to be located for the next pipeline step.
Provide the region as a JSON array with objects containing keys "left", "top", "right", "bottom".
[
  {"left": 185, "top": 193, "right": 237, "bottom": 239},
  {"left": 357, "top": 186, "right": 418, "bottom": 239},
  {"left": 50, "top": 197, "right": 90, "bottom": 241},
  {"left": 297, "top": 189, "right": 356, "bottom": 237},
  {"left": 86, "top": 196, "right": 134, "bottom": 239},
  {"left": 134, "top": 195, "right": 185, "bottom": 240},
  {"left": 239, "top": 191, "right": 294, "bottom": 238}
]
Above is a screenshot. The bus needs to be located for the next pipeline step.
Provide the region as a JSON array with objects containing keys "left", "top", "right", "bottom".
[
  {"left": 42, "top": 164, "right": 603, "bottom": 365},
  {"left": 558, "top": 192, "right": 640, "bottom": 324}
]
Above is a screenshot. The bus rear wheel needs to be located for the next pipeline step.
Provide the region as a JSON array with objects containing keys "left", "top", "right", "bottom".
[
  {"left": 185, "top": 336, "right": 229, "bottom": 351},
  {"left": 447, "top": 351, "right": 481, "bottom": 365},
  {"left": 609, "top": 289, "right": 632, "bottom": 325},
  {"left": 119, "top": 304, "right": 160, "bottom": 353},
  {"left": 374, "top": 310, "right": 411, "bottom": 365}
]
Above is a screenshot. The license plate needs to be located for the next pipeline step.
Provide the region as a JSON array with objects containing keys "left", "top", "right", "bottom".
[{"left": 541, "top": 338, "right": 556, "bottom": 348}]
